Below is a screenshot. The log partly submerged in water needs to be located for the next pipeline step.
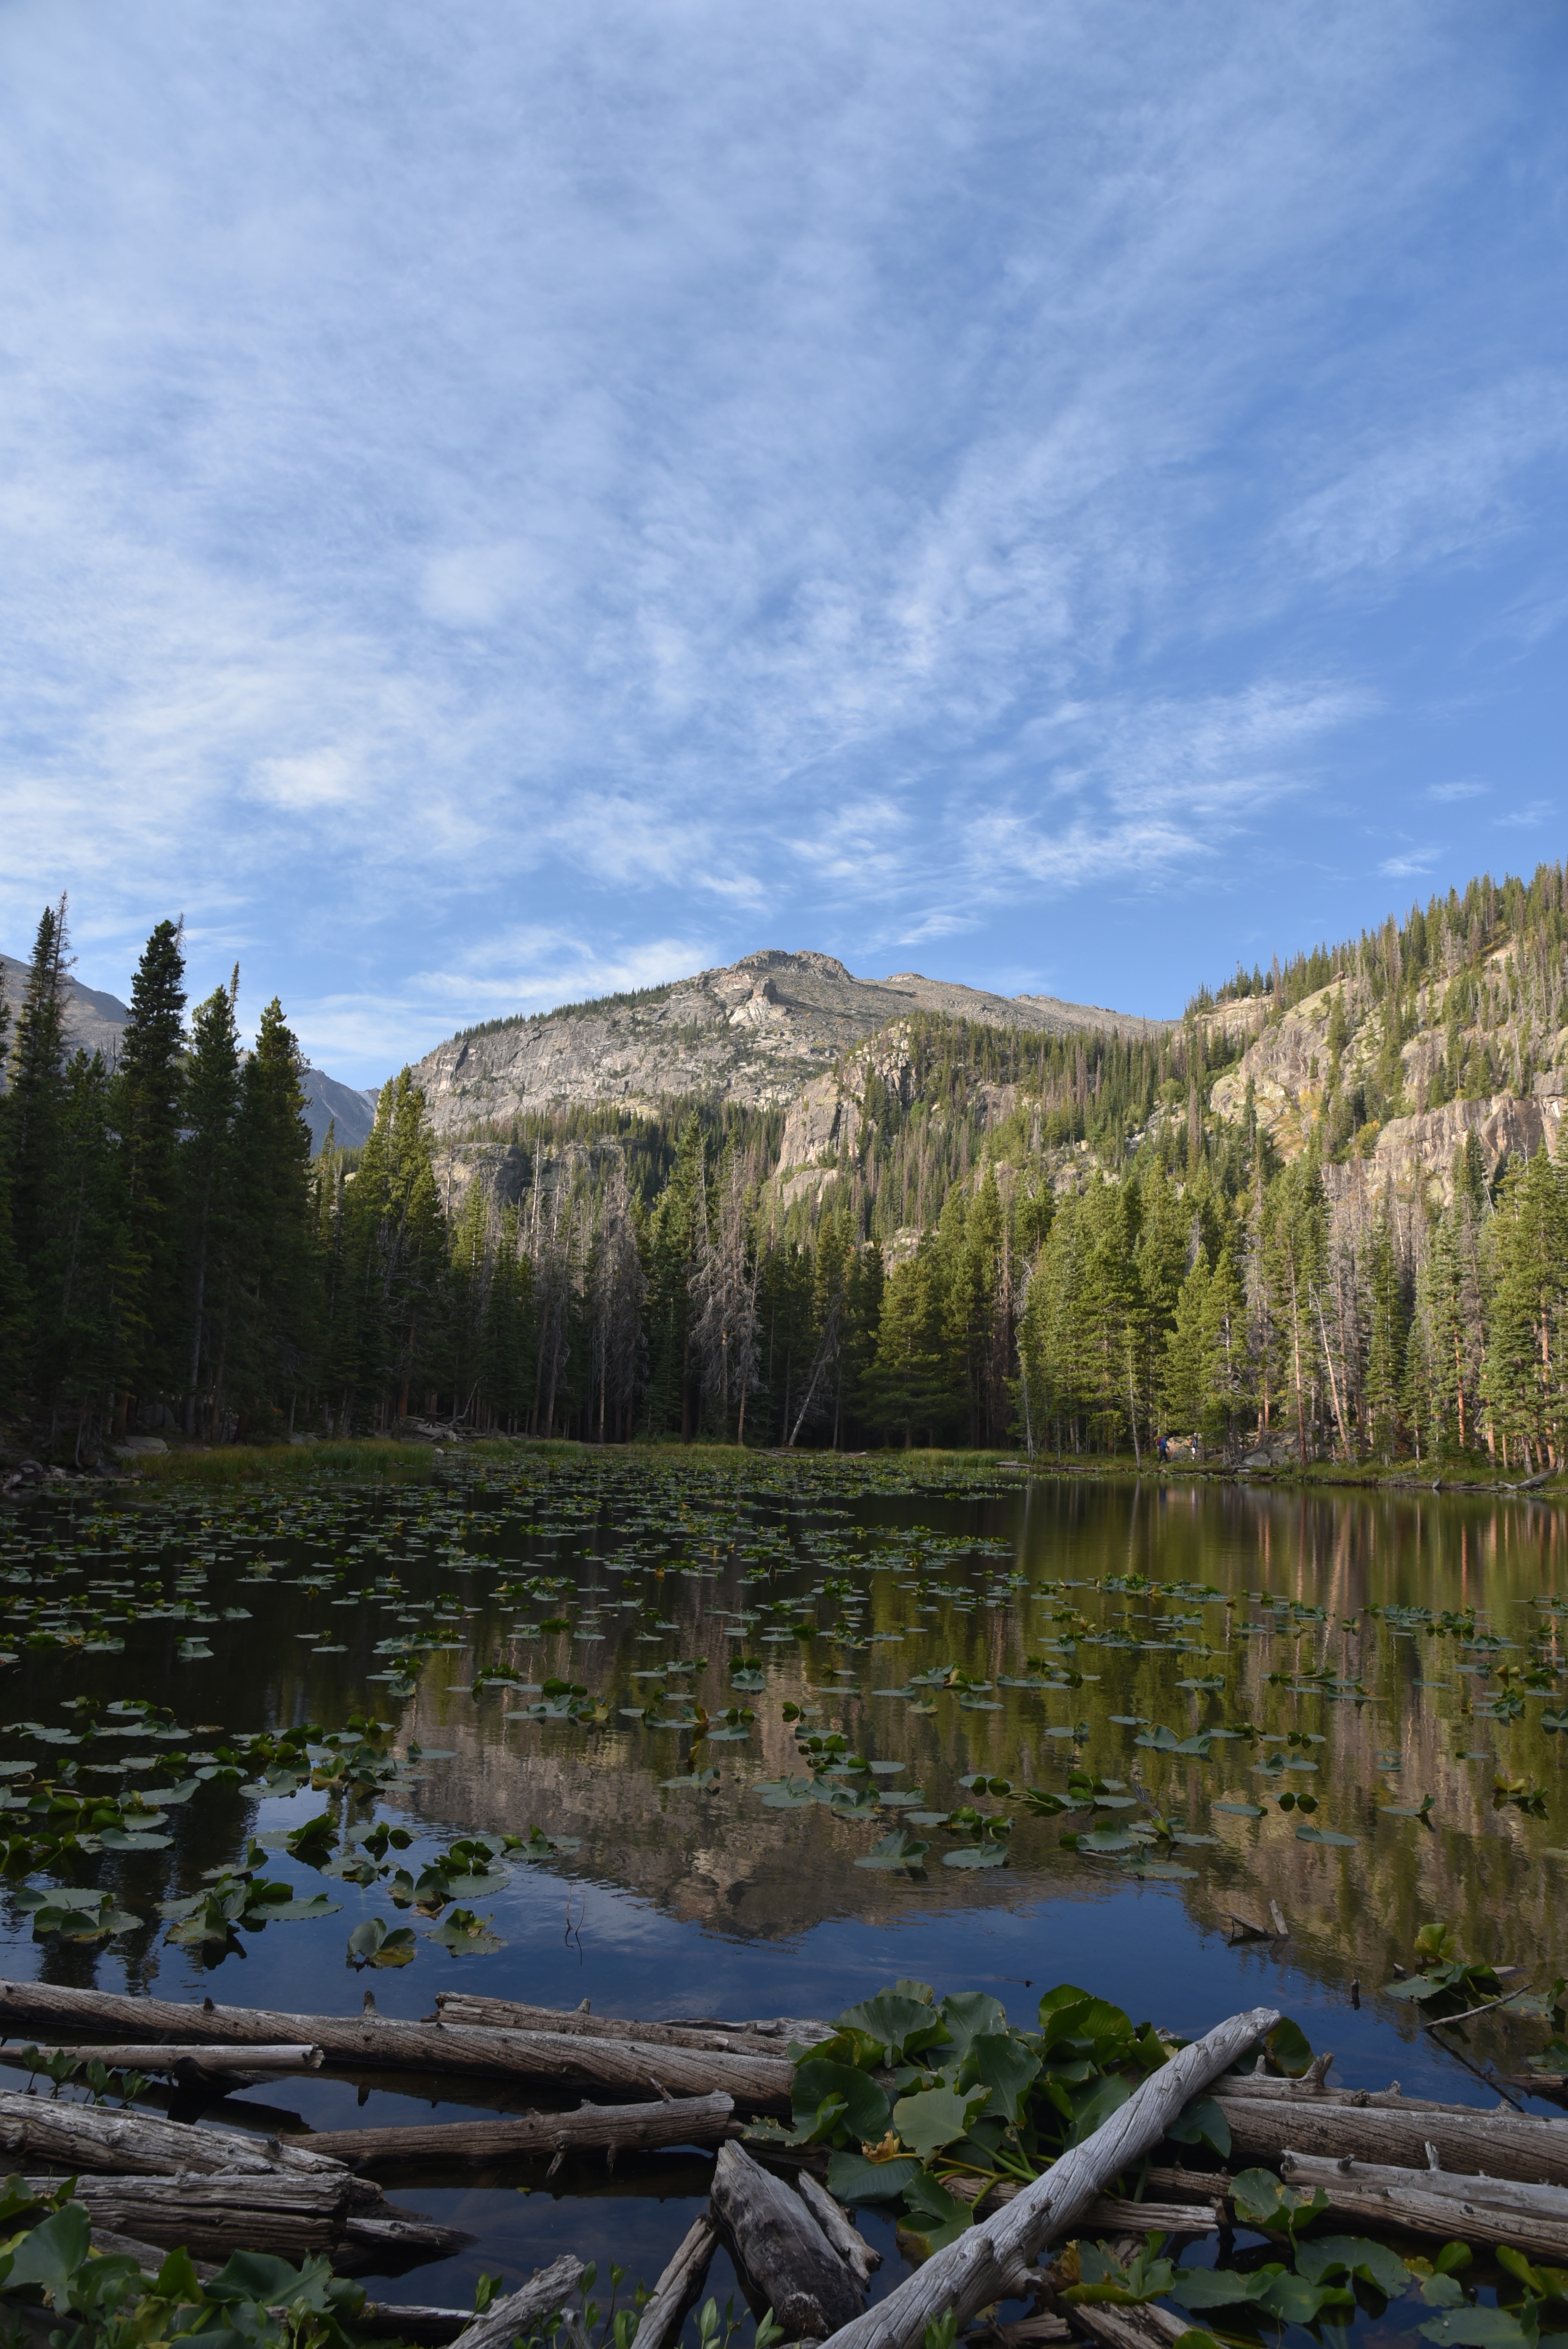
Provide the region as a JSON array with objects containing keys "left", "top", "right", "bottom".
[
  {"left": 0, "top": 1980, "right": 793, "bottom": 2110},
  {"left": 0, "top": 2089, "right": 356, "bottom": 2186},
  {"left": 0, "top": 2043, "right": 325, "bottom": 2082},
  {"left": 815, "top": 2003, "right": 1280, "bottom": 2349},
  {"left": 306, "top": 2091, "right": 737, "bottom": 2173},
  {"left": 1278, "top": 2150, "right": 1568, "bottom": 2263},
  {"left": 433, "top": 1994, "right": 831, "bottom": 2053},
  {"left": 1216, "top": 2088, "right": 1568, "bottom": 2187},
  {"left": 16, "top": 2168, "right": 468, "bottom": 2269},
  {"left": 444, "top": 2258, "right": 584, "bottom": 2349},
  {"left": 797, "top": 2170, "right": 880, "bottom": 2285},
  {"left": 711, "top": 2142, "right": 866, "bottom": 2340},
  {"left": 628, "top": 2212, "right": 720, "bottom": 2349},
  {"left": 21, "top": 2172, "right": 352, "bottom": 2263}
]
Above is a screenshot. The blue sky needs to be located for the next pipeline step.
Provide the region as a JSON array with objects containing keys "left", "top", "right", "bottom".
[{"left": 1, "top": 2, "right": 1564, "bottom": 1083}]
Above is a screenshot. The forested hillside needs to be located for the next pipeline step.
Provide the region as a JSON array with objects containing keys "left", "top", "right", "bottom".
[{"left": 5, "top": 866, "right": 1568, "bottom": 1471}]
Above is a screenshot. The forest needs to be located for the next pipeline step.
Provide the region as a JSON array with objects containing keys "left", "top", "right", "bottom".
[{"left": 2, "top": 867, "right": 1567, "bottom": 1471}]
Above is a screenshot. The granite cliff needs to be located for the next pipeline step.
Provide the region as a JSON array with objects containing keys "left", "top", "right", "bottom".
[{"left": 410, "top": 947, "right": 1163, "bottom": 1137}]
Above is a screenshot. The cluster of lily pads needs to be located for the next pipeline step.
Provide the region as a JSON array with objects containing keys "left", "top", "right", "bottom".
[
  {"left": 766, "top": 1977, "right": 1568, "bottom": 2349},
  {"left": 2, "top": 1450, "right": 1566, "bottom": 2022},
  {"left": 754, "top": 1977, "right": 1293, "bottom": 2249}
]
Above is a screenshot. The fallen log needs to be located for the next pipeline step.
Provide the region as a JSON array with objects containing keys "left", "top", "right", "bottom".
[
  {"left": 434, "top": 1995, "right": 831, "bottom": 2052},
  {"left": 0, "top": 2089, "right": 356, "bottom": 2186},
  {"left": 306, "top": 2091, "right": 737, "bottom": 2174},
  {"left": 0, "top": 2043, "right": 325, "bottom": 2081},
  {"left": 1279, "top": 2150, "right": 1568, "bottom": 2263},
  {"left": 630, "top": 2212, "right": 720, "bottom": 2349},
  {"left": 1216, "top": 2091, "right": 1568, "bottom": 2186},
  {"left": 1083, "top": 2198, "right": 1221, "bottom": 2237},
  {"left": 87, "top": 2225, "right": 213, "bottom": 2280},
  {"left": 337, "top": 2213, "right": 480, "bottom": 2271},
  {"left": 22, "top": 2172, "right": 353, "bottom": 2263},
  {"left": 1219, "top": 2072, "right": 1448, "bottom": 2107},
  {"left": 354, "top": 2306, "right": 474, "bottom": 2346},
  {"left": 16, "top": 2171, "right": 470, "bottom": 2270},
  {"left": 445, "top": 2256, "right": 584, "bottom": 2349},
  {"left": 1065, "top": 2305, "right": 1188, "bottom": 2349},
  {"left": 0, "top": 1980, "right": 793, "bottom": 2110},
  {"left": 712, "top": 2142, "right": 866, "bottom": 2339},
  {"left": 798, "top": 2171, "right": 880, "bottom": 2285},
  {"left": 814, "top": 2002, "right": 1279, "bottom": 2349},
  {"left": 948, "top": 2179, "right": 1219, "bottom": 2237}
]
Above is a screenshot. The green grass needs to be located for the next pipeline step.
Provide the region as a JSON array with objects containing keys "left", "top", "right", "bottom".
[{"left": 131, "top": 1440, "right": 444, "bottom": 1489}]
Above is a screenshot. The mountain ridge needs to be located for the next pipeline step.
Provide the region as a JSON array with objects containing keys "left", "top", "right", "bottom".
[{"left": 411, "top": 945, "right": 1165, "bottom": 1137}]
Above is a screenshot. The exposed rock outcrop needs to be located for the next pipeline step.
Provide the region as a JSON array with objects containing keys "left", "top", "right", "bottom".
[{"left": 410, "top": 949, "right": 1161, "bottom": 1138}]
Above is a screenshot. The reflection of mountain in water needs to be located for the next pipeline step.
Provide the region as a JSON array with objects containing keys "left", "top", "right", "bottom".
[{"left": 395, "top": 1480, "right": 1566, "bottom": 2041}]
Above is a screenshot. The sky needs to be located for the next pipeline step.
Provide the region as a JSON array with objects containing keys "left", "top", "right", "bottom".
[{"left": 0, "top": 2, "right": 1565, "bottom": 1085}]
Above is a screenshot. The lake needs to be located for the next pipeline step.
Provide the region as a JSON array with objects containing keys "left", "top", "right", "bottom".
[{"left": 1, "top": 1454, "right": 1564, "bottom": 2331}]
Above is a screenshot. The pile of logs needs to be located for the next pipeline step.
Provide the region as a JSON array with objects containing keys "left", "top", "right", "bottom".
[{"left": 2, "top": 1978, "right": 1567, "bottom": 2349}]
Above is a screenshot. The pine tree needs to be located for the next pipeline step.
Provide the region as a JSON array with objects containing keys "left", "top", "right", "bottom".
[
  {"left": 1363, "top": 1206, "right": 1408, "bottom": 1459},
  {"left": 1259, "top": 1153, "right": 1329, "bottom": 1461},
  {"left": 643, "top": 1114, "right": 706, "bottom": 1438},
  {"left": 233, "top": 999, "right": 319, "bottom": 1426},
  {"left": 115, "top": 919, "right": 187, "bottom": 1404},
  {"left": 181, "top": 974, "right": 243, "bottom": 1435},
  {"left": 7, "top": 900, "right": 71, "bottom": 1313},
  {"left": 1481, "top": 1144, "right": 1567, "bottom": 1469},
  {"left": 352, "top": 1070, "right": 448, "bottom": 1426},
  {"left": 1162, "top": 1255, "right": 1212, "bottom": 1435},
  {"left": 0, "top": 970, "right": 24, "bottom": 1403},
  {"left": 864, "top": 1240, "right": 954, "bottom": 1446}
]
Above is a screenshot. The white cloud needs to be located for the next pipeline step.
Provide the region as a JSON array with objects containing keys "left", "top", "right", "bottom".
[
  {"left": 1378, "top": 852, "right": 1434, "bottom": 878},
  {"left": 0, "top": 0, "right": 1560, "bottom": 1075},
  {"left": 1429, "top": 781, "right": 1488, "bottom": 803},
  {"left": 1277, "top": 374, "right": 1568, "bottom": 589}
]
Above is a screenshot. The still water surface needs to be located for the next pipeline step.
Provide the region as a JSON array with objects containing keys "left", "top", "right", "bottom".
[{"left": 1, "top": 1458, "right": 1565, "bottom": 2318}]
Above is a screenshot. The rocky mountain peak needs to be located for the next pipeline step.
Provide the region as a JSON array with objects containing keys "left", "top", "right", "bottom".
[{"left": 410, "top": 948, "right": 1163, "bottom": 1137}]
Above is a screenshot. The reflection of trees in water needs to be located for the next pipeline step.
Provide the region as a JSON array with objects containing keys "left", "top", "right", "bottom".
[{"left": 385, "top": 1483, "right": 1563, "bottom": 1995}]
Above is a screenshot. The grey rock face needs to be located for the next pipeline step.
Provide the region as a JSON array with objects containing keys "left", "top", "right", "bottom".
[{"left": 412, "top": 947, "right": 1162, "bottom": 1136}]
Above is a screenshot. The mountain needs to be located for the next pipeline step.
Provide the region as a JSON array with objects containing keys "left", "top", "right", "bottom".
[
  {"left": 0, "top": 952, "right": 378, "bottom": 1154},
  {"left": 410, "top": 947, "right": 1165, "bottom": 1136}
]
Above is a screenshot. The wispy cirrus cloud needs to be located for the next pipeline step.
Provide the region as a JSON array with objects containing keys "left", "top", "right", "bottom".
[{"left": 0, "top": 0, "right": 1562, "bottom": 1076}]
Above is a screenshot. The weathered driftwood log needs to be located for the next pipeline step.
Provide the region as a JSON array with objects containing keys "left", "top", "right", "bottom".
[
  {"left": 434, "top": 1996, "right": 831, "bottom": 2053},
  {"left": 1278, "top": 2151, "right": 1568, "bottom": 2263},
  {"left": 630, "top": 2212, "right": 721, "bottom": 2349},
  {"left": 0, "top": 2044, "right": 325, "bottom": 2080},
  {"left": 0, "top": 1980, "right": 792, "bottom": 2110},
  {"left": 17, "top": 2171, "right": 469, "bottom": 2269},
  {"left": 23, "top": 2173, "right": 353, "bottom": 2262},
  {"left": 445, "top": 2257, "right": 585, "bottom": 2349},
  {"left": 354, "top": 2307, "right": 474, "bottom": 2345},
  {"left": 1221, "top": 2073, "right": 1441, "bottom": 2107},
  {"left": 87, "top": 2225, "right": 211, "bottom": 2280},
  {"left": 712, "top": 2142, "right": 866, "bottom": 2340},
  {"left": 307, "top": 2092, "right": 737, "bottom": 2173},
  {"left": 0, "top": 2089, "right": 354, "bottom": 2185},
  {"left": 337, "top": 2213, "right": 479, "bottom": 2270},
  {"left": 1083, "top": 2198, "right": 1220, "bottom": 2237},
  {"left": 1216, "top": 2092, "right": 1568, "bottom": 2186},
  {"left": 949, "top": 2177, "right": 1218, "bottom": 2238},
  {"left": 797, "top": 2172, "right": 880, "bottom": 2284},
  {"left": 815, "top": 2004, "right": 1279, "bottom": 2349},
  {"left": 1065, "top": 2305, "right": 1188, "bottom": 2349},
  {"left": 989, "top": 2318, "right": 1072, "bottom": 2348}
]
